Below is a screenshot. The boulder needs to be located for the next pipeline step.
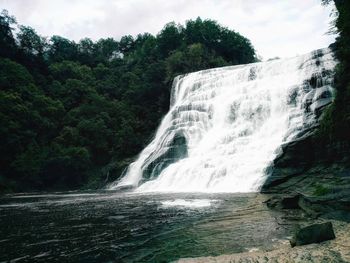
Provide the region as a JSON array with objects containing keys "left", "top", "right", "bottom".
[{"left": 290, "top": 222, "right": 335, "bottom": 247}]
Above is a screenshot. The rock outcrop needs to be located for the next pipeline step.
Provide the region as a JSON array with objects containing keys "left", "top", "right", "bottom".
[
  {"left": 261, "top": 137, "right": 350, "bottom": 194},
  {"left": 178, "top": 220, "right": 350, "bottom": 263},
  {"left": 290, "top": 222, "right": 336, "bottom": 247}
]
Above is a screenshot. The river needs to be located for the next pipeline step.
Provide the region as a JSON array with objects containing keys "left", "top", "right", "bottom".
[{"left": 0, "top": 191, "right": 299, "bottom": 262}]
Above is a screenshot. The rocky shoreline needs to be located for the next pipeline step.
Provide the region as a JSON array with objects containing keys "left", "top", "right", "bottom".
[
  {"left": 176, "top": 188, "right": 350, "bottom": 262},
  {"left": 177, "top": 140, "right": 350, "bottom": 262},
  {"left": 177, "top": 219, "right": 350, "bottom": 263}
]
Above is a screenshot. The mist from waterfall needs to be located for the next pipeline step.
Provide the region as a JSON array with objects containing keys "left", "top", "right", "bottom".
[{"left": 110, "top": 48, "right": 335, "bottom": 193}]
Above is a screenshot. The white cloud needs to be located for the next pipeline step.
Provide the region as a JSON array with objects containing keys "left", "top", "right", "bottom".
[{"left": 0, "top": 0, "right": 336, "bottom": 59}]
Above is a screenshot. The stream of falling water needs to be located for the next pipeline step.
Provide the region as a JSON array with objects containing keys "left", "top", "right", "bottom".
[{"left": 110, "top": 48, "right": 335, "bottom": 193}]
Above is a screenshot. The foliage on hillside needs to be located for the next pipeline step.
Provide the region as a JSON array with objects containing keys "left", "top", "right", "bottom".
[
  {"left": 318, "top": 0, "right": 350, "bottom": 142},
  {"left": 0, "top": 10, "right": 256, "bottom": 192}
]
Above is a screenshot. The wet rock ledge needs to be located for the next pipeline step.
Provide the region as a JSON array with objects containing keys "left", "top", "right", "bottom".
[{"left": 177, "top": 220, "right": 350, "bottom": 263}]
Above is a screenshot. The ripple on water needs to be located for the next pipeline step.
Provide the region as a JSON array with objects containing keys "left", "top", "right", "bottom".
[{"left": 0, "top": 191, "right": 296, "bottom": 263}]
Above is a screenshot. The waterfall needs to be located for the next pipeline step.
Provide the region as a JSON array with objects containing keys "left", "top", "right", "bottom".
[{"left": 110, "top": 48, "right": 335, "bottom": 193}]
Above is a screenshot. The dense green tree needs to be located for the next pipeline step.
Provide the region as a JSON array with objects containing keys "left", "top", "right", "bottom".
[
  {"left": 49, "top": 60, "right": 93, "bottom": 83},
  {"left": 184, "top": 17, "right": 256, "bottom": 64},
  {"left": 17, "top": 26, "right": 46, "bottom": 56},
  {"left": 0, "top": 9, "right": 16, "bottom": 58},
  {"left": 77, "top": 38, "right": 95, "bottom": 65},
  {"left": 157, "top": 22, "right": 184, "bottom": 57},
  {"left": 48, "top": 35, "right": 78, "bottom": 62},
  {"left": 119, "top": 35, "right": 135, "bottom": 54},
  {"left": 318, "top": 0, "right": 350, "bottom": 141},
  {"left": 94, "top": 38, "right": 119, "bottom": 62}
]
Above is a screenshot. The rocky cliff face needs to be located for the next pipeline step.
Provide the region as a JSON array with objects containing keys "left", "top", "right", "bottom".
[
  {"left": 261, "top": 53, "right": 350, "bottom": 195},
  {"left": 261, "top": 110, "right": 350, "bottom": 220},
  {"left": 262, "top": 135, "right": 350, "bottom": 191}
]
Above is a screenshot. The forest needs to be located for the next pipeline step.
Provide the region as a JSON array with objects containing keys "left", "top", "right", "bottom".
[
  {"left": 0, "top": 11, "right": 257, "bottom": 192},
  {"left": 318, "top": 0, "right": 350, "bottom": 143}
]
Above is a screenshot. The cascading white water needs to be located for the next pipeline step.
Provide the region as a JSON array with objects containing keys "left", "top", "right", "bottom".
[{"left": 110, "top": 48, "right": 335, "bottom": 193}]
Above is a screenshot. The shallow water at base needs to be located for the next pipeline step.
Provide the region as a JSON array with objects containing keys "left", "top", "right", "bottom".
[{"left": 0, "top": 191, "right": 295, "bottom": 262}]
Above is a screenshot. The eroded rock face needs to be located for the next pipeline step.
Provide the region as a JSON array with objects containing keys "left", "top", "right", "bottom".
[
  {"left": 262, "top": 135, "right": 314, "bottom": 190},
  {"left": 261, "top": 137, "right": 350, "bottom": 193},
  {"left": 290, "top": 222, "right": 336, "bottom": 247},
  {"left": 262, "top": 50, "right": 338, "bottom": 192}
]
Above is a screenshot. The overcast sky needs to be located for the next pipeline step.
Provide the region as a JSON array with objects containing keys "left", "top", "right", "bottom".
[{"left": 1, "top": 0, "right": 336, "bottom": 60}]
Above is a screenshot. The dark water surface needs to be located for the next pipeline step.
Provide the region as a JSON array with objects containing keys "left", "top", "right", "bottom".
[{"left": 0, "top": 191, "right": 294, "bottom": 262}]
